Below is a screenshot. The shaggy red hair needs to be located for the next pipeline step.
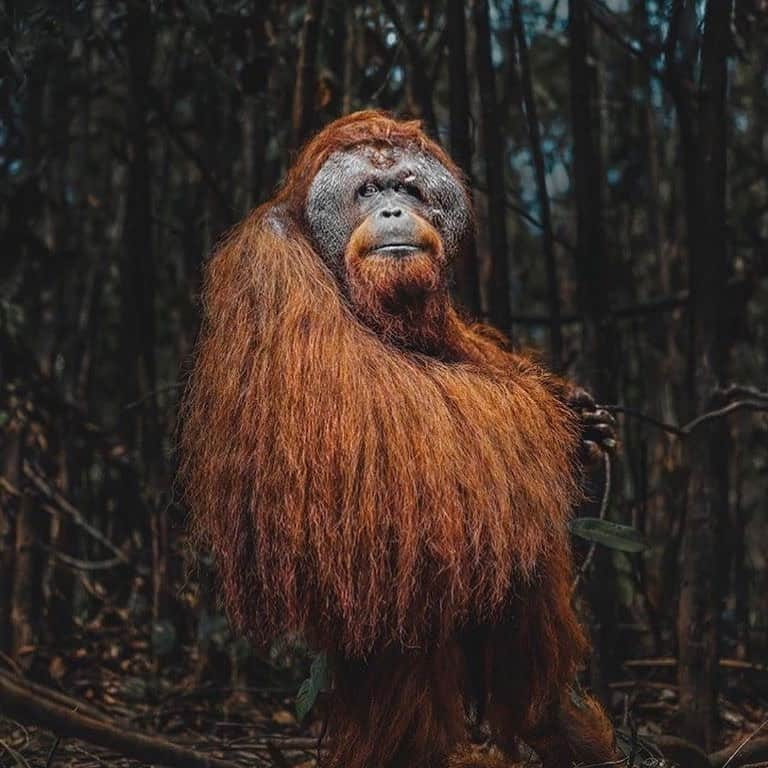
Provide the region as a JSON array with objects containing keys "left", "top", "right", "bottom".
[{"left": 180, "top": 111, "right": 616, "bottom": 768}]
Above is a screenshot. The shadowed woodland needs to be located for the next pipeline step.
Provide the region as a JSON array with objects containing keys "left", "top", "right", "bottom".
[{"left": 1, "top": 1, "right": 768, "bottom": 767}]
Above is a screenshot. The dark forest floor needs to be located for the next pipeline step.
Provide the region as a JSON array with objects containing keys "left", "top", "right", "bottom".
[{"left": 2, "top": 610, "right": 767, "bottom": 768}]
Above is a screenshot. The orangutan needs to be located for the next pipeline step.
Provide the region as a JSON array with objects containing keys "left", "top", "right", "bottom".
[{"left": 180, "top": 111, "right": 618, "bottom": 768}]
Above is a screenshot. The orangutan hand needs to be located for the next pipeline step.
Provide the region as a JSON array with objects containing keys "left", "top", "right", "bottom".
[{"left": 566, "top": 387, "right": 618, "bottom": 466}]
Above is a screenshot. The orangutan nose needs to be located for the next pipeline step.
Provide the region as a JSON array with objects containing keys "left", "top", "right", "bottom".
[{"left": 379, "top": 206, "right": 403, "bottom": 218}]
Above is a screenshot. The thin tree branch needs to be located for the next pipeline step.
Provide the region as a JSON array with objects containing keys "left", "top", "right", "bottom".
[
  {"left": 572, "top": 451, "right": 612, "bottom": 592},
  {"left": 586, "top": 0, "right": 695, "bottom": 96},
  {"left": 23, "top": 462, "right": 130, "bottom": 564},
  {"left": 606, "top": 398, "right": 768, "bottom": 439},
  {"left": 683, "top": 400, "right": 767, "bottom": 434},
  {"left": 716, "top": 720, "right": 768, "bottom": 768},
  {"left": 509, "top": 277, "right": 748, "bottom": 325},
  {"left": 717, "top": 385, "right": 768, "bottom": 403}
]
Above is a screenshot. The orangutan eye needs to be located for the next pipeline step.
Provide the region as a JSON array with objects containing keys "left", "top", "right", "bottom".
[
  {"left": 395, "top": 180, "right": 423, "bottom": 201},
  {"left": 358, "top": 182, "right": 379, "bottom": 198}
]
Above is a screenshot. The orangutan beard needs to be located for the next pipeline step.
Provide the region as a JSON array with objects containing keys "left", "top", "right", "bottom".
[{"left": 344, "top": 216, "right": 449, "bottom": 352}]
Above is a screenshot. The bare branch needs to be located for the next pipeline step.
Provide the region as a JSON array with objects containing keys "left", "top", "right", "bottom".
[
  {"left": 572, "top": 452, "right": 612, "bottom": 592},
  {"left": 607, "top": 397, "right": 768, "bottom": 439},
  {"left": 23, "top": 462, "right": 130, "bottom": 564}
]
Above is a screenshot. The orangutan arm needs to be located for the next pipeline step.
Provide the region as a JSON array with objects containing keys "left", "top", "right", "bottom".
[{"left": 457, "top": 318, "right": 617, "bottom": 461}]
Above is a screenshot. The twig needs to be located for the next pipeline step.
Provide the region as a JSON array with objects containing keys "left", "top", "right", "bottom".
[
  {"left": 477, "top": 182, "right": 577, "bottom": 251},
  {"left": 23, "top": 462, "right": 130, "bottom": 564},
  {"left": 0, "top": 737, "right": 32, "bottom": 768},
  {"left": 623, "top": 657, "right": 676, "bottom": 668},
  {"left": 253, "top": 737, "right": 322, "bottom": 751},
  {"left": 717, "top": 385, "right": 768, "bottom": 403},
  {"left": 573, "top": 757, "right": 628, "bottom": 767},
  {"left": 370, "top": 41, "right": 404, "bottom": 101},
  {"left": 0, "top": 670, "right": 120, "bottom": 725},
  {"left": 718, "top": 722, "right": 768, "bottom": 768},
  {"left": 507, "top": 197, "right": 574, "bottom": 250},
  {"left": 586, "top": 0, "right": 695, "bottom": 96},
  {"left": 622, "top": 657, "right": 768, "bottom": 673},
  {"left": 123, "top": 382, "right": 183, "bottom": 411},
  {"left": 607, "top": 398, "right": 768, "bottom": 438},
  {"left": 0, "top": 651, "right": 24, "bottom": 676},
  {"left": 46, "top": 549, "right": 126, "bottom": 572},
  {"left": 0, "top": 476, "right": 20, "bottom": 496},
  {"left": 609, "top": 681, "right": 678, "bottom": 691},
  {"left": 720, "top": 658, "right": 768, "bottom": 673},
  {"left": 509, "top": 277, "right": 748, "bottom": 325},
  {"left": 572, "top": 451, "right": 611, "bottom": 592},
  {"left": 45, "top": 735, "right": 61, "bottom": 768},
  {"left": 605, "top": 406, "right": 685, "bottom": 437},
  {"left": 683, "top": 400, "right": 768, "bottom": 433}
]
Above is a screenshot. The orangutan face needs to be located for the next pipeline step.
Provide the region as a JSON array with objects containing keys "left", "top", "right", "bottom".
[{"left": 306, "top": 144, "right": 472, "bottom": 331}]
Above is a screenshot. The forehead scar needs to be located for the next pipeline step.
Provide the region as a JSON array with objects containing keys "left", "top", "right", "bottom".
[{"left": 364, "top": 145, "right": 399, "bottom": 168}]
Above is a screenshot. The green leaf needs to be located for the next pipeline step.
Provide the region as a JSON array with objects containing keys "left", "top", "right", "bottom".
[
  {"left": 568, "top": 517, "right": 647, "bottom": 553},
  {"left": 296, "top": 652, "right": 331, "bottom": 723}
]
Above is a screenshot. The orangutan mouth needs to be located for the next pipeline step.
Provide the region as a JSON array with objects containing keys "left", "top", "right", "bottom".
[{"left": 368, "top": 243, "right": 423, "bottom": 258}]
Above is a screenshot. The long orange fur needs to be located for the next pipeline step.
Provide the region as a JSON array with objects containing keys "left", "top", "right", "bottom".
[{"left": 180, "top": 111, "right": 616, "bottom": 768}]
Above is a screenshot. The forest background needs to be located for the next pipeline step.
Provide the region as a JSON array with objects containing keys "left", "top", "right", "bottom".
[{"left": 1, "top": 1, "right": 768, "bottom": 766}]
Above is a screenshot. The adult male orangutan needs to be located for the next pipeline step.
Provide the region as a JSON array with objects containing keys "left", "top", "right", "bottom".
[{"left": 181, "top": 111, "right": 618, "bottom": 768}]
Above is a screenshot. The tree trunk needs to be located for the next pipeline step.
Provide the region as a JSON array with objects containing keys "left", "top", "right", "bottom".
[
  {"left": 512, "top": 0, "right": 561, "bottom": 371},
  {"left": 47, "top": 432, "right": 76, "bottom": 640},
  {"left": 447, "top": 0, "right": 480, "bottom": 317},
  {"left": 326, "top": 0, "right": 348, "bottom": 119},
  {"left": 122, "top": 3, "right": 165, "bottom": 625},
  {"left": 380, "top": 0, "right": 437, "bottom": 134},
  {"left": 342, "top": 2, "right": 355, "bottom": 115},
  {"left": 568, "top": 0, "right": 620, "bottom": 700},
  {"left": 0, "top": 417, "right": 21, "bottom": 655},
  {"left": 730, "top": 457, "right": 748, "bottom": 660},
  {"left": 241, "top": 1, "right": 271, "bottom": 212},
  {"left": 472, "top": 0, "right": 512, "bottom": 335},
  {"left": 291, "top": 0, "right": 325, "bottom": 150},
  {"left": 677, "top": 0, "right": 732, "bottom": 749},
  {"left": 11, "top": 468, "right": 46, "bottom": 661}
]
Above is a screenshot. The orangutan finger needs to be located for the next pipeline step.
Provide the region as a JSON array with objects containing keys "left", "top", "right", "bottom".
[
  {"left": 570, "top": 388, "right": 596, "bottom": 410},
  {"left": 582, "top": 440, "right": 602, "bottom": 464},
  {"left": 582, "top": 409, "right": 616, "bottom": 427}
]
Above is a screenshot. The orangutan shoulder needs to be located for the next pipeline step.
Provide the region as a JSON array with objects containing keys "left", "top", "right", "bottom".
[{"left": 261, "top": 204, "right": 292, "bottom": 236}]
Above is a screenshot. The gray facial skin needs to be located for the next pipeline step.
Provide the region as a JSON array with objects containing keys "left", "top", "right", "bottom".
[{"left": 306, "top": 145, "right": 472, "bottom": 266}]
